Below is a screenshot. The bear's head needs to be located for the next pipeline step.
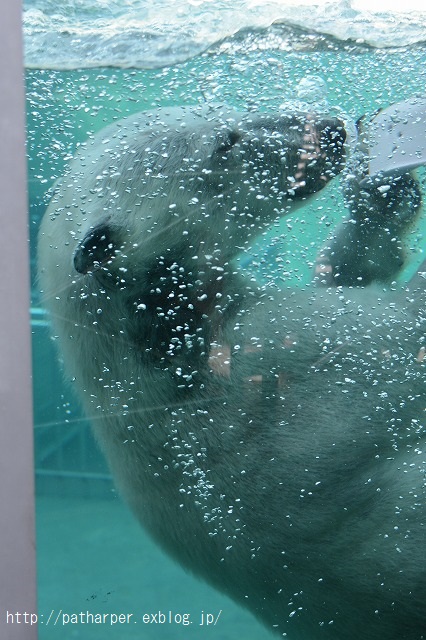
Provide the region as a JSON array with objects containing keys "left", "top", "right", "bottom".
[{"left": 64, "top": 106, "right": 346, "bottom": 281}]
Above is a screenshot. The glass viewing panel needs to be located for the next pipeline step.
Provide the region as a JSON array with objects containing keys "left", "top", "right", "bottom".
[{"left": 26, "top": 3, "right": 426, "bottom": 639}]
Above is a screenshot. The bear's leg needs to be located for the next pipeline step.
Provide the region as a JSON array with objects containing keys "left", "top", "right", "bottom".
[
  {"left": 314, "top": 103, "right": 424, "bottom": 287},
  {"left": 314, "top": 170, "right": 422, "bottom": 287}
]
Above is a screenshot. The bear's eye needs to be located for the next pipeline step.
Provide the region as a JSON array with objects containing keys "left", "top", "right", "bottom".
[
  {"left": 74, "top": 223, "right": 116, "bottom": 274},
  {"left": 214, "top": 130, "right": 241, "bottom": 155}
]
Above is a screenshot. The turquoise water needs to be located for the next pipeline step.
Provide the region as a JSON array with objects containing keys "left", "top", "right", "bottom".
[{"left": 30, "top": 25, "right": 426, "bottom": 640}]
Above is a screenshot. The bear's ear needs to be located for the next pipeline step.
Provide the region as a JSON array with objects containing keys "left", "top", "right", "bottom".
[{"left": 74, "top": 222, "right": 117, "bottom": 274}]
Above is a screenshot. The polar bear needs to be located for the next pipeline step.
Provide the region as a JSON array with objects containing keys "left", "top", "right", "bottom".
[{"left": 38, "top": 104, "right": 425, "bottom": 639}]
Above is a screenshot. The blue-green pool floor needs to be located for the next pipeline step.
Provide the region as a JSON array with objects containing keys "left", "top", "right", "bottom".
[{"left": 36, "top": 494, "right": 274, "bottom": 640}]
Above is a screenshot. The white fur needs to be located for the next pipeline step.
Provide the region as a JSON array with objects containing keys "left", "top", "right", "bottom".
[{"left": 38, "top": 105, "right": 425, "bottom": 639}]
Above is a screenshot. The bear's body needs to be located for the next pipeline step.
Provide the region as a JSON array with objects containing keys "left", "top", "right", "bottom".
[{"left": 38, "top": 104, "right": 425, "bottom": 639}]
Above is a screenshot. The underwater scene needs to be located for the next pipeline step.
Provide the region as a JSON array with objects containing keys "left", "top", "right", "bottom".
[{"left": 26, "top": 1, "right": 426, "bottom": 639}]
